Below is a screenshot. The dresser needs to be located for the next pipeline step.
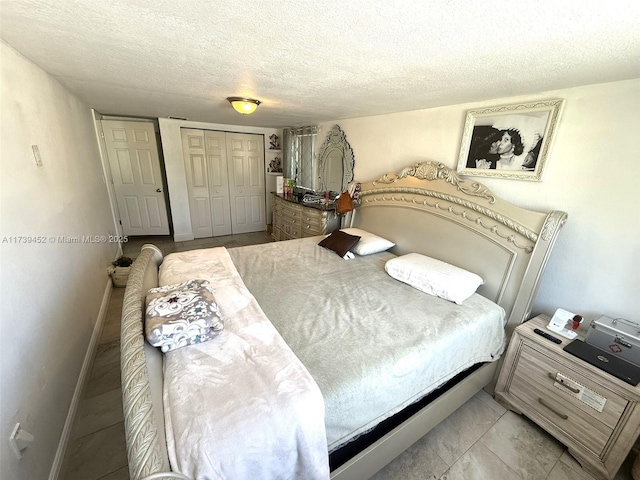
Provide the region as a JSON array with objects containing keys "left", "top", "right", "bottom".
[
  {"left": 495, "top": 315, "right": 640, "bottom": 480},
  {"left": 271, "top": 194, "right": 339, "bottom": 241}
]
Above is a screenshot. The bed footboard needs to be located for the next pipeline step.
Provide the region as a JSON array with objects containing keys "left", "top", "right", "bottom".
[{"left": 120, "top": 244, "right": 175, "bottom": 480}]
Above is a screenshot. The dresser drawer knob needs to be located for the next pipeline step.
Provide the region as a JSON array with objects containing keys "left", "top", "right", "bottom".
[
  {"left": 547, "top": 373, "right": 580, "bottom": 393},
  {"left": 538, "top": 398, "right": 569, "bottom": 420}
]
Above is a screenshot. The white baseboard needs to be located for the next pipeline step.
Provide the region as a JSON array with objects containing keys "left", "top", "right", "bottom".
[{"left": 48, "top": 279, "right": 113, "bottom": 480}]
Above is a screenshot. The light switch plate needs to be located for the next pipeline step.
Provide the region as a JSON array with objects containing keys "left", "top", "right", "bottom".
[{"left": 32, "top": 145, "right": 43, "bottom": 167}]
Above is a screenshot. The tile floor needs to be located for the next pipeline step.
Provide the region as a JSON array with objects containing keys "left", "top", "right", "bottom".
[{"left": 61, "top": 232, "right": 637, "bottom": 480}]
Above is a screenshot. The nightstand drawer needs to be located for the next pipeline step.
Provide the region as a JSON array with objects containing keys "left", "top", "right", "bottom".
[
  {"left": 515, "top": 344, "right": 628, "bottom": 428},
  {"left": 511, "top": 350, "right": 614, "bottom": 454}
]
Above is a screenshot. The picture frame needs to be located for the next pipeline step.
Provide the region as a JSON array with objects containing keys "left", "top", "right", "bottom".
[{"left": 456, "top": 99, "right": 564, "bottom": 181}]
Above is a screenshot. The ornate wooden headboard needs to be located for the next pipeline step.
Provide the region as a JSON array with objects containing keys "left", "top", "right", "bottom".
[{"left": 351, "top": 161, "right": 567, "bottom": 335}]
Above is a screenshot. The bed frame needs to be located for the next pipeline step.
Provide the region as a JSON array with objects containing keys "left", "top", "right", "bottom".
[{"left": 120, "top": 161, "right": 567, "bottom": 480}]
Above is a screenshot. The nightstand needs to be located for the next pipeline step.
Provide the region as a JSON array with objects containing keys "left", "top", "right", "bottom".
[{"left": 495, "top": 315, "right": 640, "bottom": 480}]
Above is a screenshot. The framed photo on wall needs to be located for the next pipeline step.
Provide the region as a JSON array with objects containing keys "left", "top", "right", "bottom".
[{"left": 456, "top": 99, "right": 564, "bottom": 181}]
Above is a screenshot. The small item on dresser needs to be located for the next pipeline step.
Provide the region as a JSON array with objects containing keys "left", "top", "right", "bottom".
[
  {"left": 571, "top": 314, "right": 583, "bottom": 331},
  {"left": 547, "top": 308, "right": 579, "bottom": 340},
  {"left": 586, "top": 315, "right": 640, "bottom": 366},
  {"left": 533, "top": 328, "right": 562, "bottom": 344}
]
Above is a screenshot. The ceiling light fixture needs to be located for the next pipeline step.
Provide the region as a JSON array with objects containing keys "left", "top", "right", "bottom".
[{"left": 227, "top": 97, "right": 261, "bottom": 115}]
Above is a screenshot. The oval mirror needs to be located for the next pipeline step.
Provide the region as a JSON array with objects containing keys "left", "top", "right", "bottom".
[{"left": 317, "top": 125, "right": 355, "bottom": 194}]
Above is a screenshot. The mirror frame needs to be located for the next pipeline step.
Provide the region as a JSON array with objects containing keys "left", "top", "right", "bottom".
[{"left": 317, "top": 124, "right": 355, "bottom": 193}]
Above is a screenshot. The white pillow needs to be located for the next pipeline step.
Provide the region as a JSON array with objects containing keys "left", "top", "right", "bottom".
[
  {"left": 385, "top": 253, "right": 483, "bottom": 305},
  {"left": 341, "top": 228, "right": 395, "bottom": 256}
]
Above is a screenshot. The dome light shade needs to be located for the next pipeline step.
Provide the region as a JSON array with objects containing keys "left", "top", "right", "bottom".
[{"left": 227, "top": 97, "right": 261, "bottom": 115}]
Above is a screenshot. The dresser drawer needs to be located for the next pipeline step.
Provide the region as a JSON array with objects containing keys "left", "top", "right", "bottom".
[
  {"left": 282, "top": 215, "right": 300, "bottom": 230},
  {"left": 272, "top": 226, "right": 284, "bottom": 241},
  {"left": 282, "top": 202, "right": 303, "bottom": 216},
  {"left": 302, "top": 219, "right": 326, "bottom": 236},
  {"left": 282, "top": 219, "right": 301, "bottom": 239},
  {"left": 302, "top": 225, "right": 324, "bottom": 236},
  {"left": 509, "top": 344, "right": 628, "bottom": 455},
  {"left": 272, "top": 213, "right": 282, "bottom": 229},
  {"left": 271, "top": 195, "right": 337, "bottom": 241},
  {"left": 301, "top": 209, "right": 322, "bottom": 223}
]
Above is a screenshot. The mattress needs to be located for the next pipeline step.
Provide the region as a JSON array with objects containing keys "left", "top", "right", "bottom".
[{"left": 228, "top": 236, "right": 507, "bottom": 451}]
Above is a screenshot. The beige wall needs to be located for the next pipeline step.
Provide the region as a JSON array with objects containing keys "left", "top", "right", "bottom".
[
  {"left": 0, "top": 41, "right": 118, "bottom": 480},
  {"left": 318, "top": 78, "right": 640, "bottom": 324}
]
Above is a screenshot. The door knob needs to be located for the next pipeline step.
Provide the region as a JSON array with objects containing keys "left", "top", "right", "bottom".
[{"left": 156, "top": 188, "right": 162, "bottom": 193}]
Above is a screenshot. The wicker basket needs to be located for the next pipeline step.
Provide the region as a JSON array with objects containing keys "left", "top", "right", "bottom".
[{"left": 110, "top": 266, "right": 131, "bottom": 288}]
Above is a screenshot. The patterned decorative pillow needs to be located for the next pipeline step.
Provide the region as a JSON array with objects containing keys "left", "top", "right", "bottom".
[{"left": 145, "top": 279, "right": 224, "bottom": 352}]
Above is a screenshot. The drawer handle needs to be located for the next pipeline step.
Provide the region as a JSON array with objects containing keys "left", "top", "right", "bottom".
[
  {"left": 547, "top": 373, "right": 580, "bottom": 393},
  {"left": 538, "top": 398, "right": 569, "bottom": 420}
]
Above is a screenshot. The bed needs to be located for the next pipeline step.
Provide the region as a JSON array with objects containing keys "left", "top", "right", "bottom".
[{"left": 120, "top": 161, "right": 567, "bottom": 480}]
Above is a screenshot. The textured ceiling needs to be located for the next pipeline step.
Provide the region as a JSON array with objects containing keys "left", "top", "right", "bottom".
[{"left": 1, "top": 0, "right": 640, "bottom": 128}]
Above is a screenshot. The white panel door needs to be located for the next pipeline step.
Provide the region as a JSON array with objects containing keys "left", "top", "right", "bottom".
[
  {"left": 181, "top": 129, "right": 213, "bottom": 238},
  {"left": 181, "top": 129, "right": 233, "bottom": 238},
  {"left": 102, "top": 120, "right": 169, "bottom": 235},
  {"left": 226, "top": 133, "right": 265, "bottom": 234},
  {"left": 205, "top": 131, "right": 232, "bottom": 236}
]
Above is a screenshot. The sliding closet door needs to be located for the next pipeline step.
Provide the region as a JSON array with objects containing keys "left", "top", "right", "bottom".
[
  {"left": 205, "top": 131, "right": 232, "bottom": 236},
  {"left": 181, "top": 129, "right": 232, "bottom": 238},
  {"left": 182, "top": 129, "right": 265, "bottom": 238},
  {"left": 226, "top": 133, "right": 266, "bottom": 234}
]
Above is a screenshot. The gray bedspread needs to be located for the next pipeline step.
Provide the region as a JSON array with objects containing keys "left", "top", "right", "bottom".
[{"left": 228, "top": 236, "right": 506, "bottom": 451}]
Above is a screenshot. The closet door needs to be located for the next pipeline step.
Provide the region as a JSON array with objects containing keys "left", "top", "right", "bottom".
[
  {"left": 181, "top": 129, "right": 213, "bottom": 238},
  {"left": 181, "top": 129, "right": 233, "bottom": 238},
  {"left": 226, "top": 133, "right": 266, "bottom": 234},
  {"left": 205, "top": 131, "right": 232, "bottom": 236}
]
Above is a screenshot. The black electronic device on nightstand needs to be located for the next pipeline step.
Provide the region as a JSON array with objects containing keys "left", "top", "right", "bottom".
[{"left": 564, "top": 339, "right": 640, "bottom": 386}]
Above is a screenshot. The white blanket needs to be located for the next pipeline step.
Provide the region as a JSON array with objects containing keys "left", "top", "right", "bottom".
[{"left": 160, "top": 247, "right": 329, "bottom": 480}]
